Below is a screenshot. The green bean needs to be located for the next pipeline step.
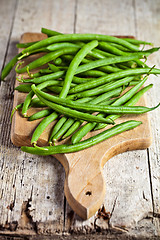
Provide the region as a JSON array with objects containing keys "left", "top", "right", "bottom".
[
  {"left": 22, "top": 33, "right": 140, "bottom": 56},
  {"left": 16, "top": 47, "right": 79, "bottom": 74},
  {"left": 53, "top": 90, "right": 122, "bottom": 142},
  {"left": 72, "top": 76, "right": 97, "bottom": 84},
  {"left": 31, "top": 112, "right": 59, "bottom": 145},
  {"left": 32, "top": 88, "right": 115, "bottom": 124},
  {"left": 59, "top": 40, "right": 98, "bottom": 98},
  {"left": 39, "top": 69, "right": 52, "bottom": 74},
  {"left": 68, "top": 76, "right": 134, "bottom": 99},
  {"left": 22, "top": 71, "right": 65, "bottom": 84},
  {"left": 69, "top": 67, "right": 160, "bottom": 95},
  {"left": 75, "top": 53, "right": 148, "bottom": 76},
  {"left": 122, "top": 38, "right": 153, "bottom": 46},
  {"left": 1, "top": 53, "right": 22, "bottom": 81},
  {"left": 54, "top": 57, "right": 62, "bottom": 65},
  {"left": 32, "top": 87, "right": 160, "bottom": 115},
  {"left": 97, "top": 65, "right": 121, "bottom": 73},
  {"left": 21, "top": 120, "right": 142, "bottom": 155},
  {"left": 22, "top": 90, "right": 35, "bottom": 117},
  {"left": 16, "top": 41, "right": 38, "bottom": 48},
  {"left": 110, "top": 43, "right": 132, "bottom": 52},
  {"left": 41, "top": 27, "right": 63, "bottom": 37},
  {"left": 10, "top": 103, "right": 23, "bottom": 122},
  {"left": 78, "top": 69, "right": 106, "bottom": 77},
  {"left": 28, "top": 108, "right": 53, "bottom": 121},
  {"left": 48, "top": 63, "right": 60, "bottom": 72},
  {"left": 46, "top": 42, "right": 80, "bottom": 51},
  {"left": 15, "top": 83, "right": 32, "bottom": 93},
  {"left": 47, "top": 86, "right": 62, "bottom": 94},
  {"left": 30, "top": 98, "right": 47, "bottom": 107}
]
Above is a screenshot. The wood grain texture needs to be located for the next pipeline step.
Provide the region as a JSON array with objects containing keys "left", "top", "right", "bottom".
[
  {"left": 135, "top": 0, "right": 160, "bottom": 235},
  {"left": 0, "top": 0, "right": 76, "bottom": 235},
  {"left": 0, "top": 0, "right": 160, "bottom": 238}
]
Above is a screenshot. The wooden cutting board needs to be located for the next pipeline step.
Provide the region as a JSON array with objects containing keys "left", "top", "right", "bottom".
[{"left": 11, "top": 33, "right": 152, "bottom": 220}]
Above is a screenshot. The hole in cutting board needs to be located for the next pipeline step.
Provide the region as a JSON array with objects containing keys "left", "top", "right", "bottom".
[{"left": 85, "top": 191, "right": 92, "bottom": 196}]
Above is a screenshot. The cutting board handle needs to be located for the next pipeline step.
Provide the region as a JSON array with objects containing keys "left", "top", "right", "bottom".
[{"left": 57, "top": 153, "right": 106, "bottom": 220}]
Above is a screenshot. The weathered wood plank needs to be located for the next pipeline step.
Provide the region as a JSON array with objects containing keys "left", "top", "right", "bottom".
[
  {"left": 135, "top": 0, "right": 160, "bottom": 236},
  {"left": 64, "top": 0, "right": 157, "bottom": 238},
  {"left": 0, "top": 0, "right": 17, "bottom": 72},
  {"left": 0, "top": 0, "right": 76, "bottom": 235}
]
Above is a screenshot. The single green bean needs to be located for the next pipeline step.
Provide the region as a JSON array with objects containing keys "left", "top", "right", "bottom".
[
  {"left": 59, "top": 40, "right": 98, "bottom": 98},
  {"left": 16, "top": 47, "right": 79, "bottom": 74},
  {"left": 15, "top": 84, "right": 32, "bottom": 93},
  {"left": 122, "top": 38, "right": 153, "bottom": 46},
  {"left": 22, "top": 71, "right": 65, "bottom": 84},
  {"left": 46, "top": 42, "right": 80, "bottom": 51},
  {"left": 48, "top": 63, "right": 60, "bottom": 72},
  {"left": 28, "top": 108, "right": 53, "bottom": 121},
  {"left": 41, "top": 27, "right": 63, "bottom": 37},
  {"left": 54, "top": 57, "right": 62, "bottom": 65},
  {"left": 31, "top": 112, "right": 59, "bottom": 145},
  {"left": 39, "top": 69, "right": 52, "bottom": 74},
  {"left": 1, "top": 53, "right": 22, "bottom": 80},
  {"left": 16, "top": 41, "right": 38, "bottom": 48},
  {"left": 21, "top": 120, "right": 142, "bottom": 155}
]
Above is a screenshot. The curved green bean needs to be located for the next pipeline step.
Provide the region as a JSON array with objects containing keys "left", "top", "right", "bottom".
[
  {"left": 59, "top": 40, "right": 98, "bottom": 98},
  {"left": 1, "top": 52, "right": 22, "bottom": 81},
  {"left": 28, "top": 109, "right": 53, "bottom": 121},
  {"left": 16, "top": 47, "right": 79, "bottom": 74}
]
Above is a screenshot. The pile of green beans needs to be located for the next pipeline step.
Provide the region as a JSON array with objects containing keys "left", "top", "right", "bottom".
[{"left": 1, "top": 28, "right": 160, "bottom": 156}]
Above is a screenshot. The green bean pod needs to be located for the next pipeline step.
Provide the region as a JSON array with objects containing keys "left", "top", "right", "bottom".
[
  {"left": 28, "top": 109, "right": 53, "bottom": 121},
  {"left": 1, "top": 52, "right": 22, "bottom": 80},
  {"left": 59, "top": 40, "right": 98, "bottom": 98},
  {"left": 16, "top": 47, "right": 79, "bottom": 74}
]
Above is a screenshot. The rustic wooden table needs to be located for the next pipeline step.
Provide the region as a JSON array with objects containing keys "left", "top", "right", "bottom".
[{"left": 0, "top": 0, "right": 160, "bottom": 239}]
